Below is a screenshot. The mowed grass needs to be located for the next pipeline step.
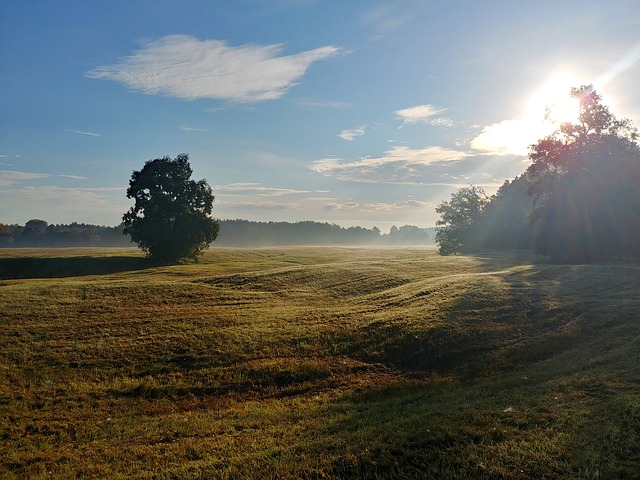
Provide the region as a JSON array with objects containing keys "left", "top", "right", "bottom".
[{"left": 1, "top": 247, "right": 640, "bottom": 479}]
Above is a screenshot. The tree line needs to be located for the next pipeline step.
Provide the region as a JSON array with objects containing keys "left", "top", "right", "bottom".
[
  {"left": 0, "top": 218, "right": 435, "bottom": 249},
  {"left": 0, "top": 220, "right": 131, "bottom": 248},
  {"left": 436, "top": 86, "right": 640, "bottom": 262}
]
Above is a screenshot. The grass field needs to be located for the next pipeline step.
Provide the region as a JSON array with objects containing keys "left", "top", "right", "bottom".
[{"left": 1, "top": 247, "right": 640, "bottom": 479}]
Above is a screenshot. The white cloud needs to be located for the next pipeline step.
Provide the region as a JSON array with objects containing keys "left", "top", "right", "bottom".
[
  {"left": 323, "top": 201, "right": 359, "bottom": 210},
  {"left": 395, "top": 104, "right": 448, "bottom": 124},
  {"left": 215, "top": 183, "right": 310, "bottom": 197},
  {"left": 428, "top": 117, "right": 456, "bottom": 127},
  {"left": 296, "top": 99, "right": 353, "bottom": 109},
  {"left": 324, "top": 199, "right": 429, "bottom": 211},
  {"left": 0, "top": 170, "right": 49, "bottom": 187},
  {"left": 87, "top": 35, "right": 344, "bottom": 103},
  {"left": 0, "top": 170, "right": 87, "bottom": 187},
  {"left": 179, "top": 125, "right": 207, "bottom": 132},
  {"left": 470, "top": 119, "right": 549, "bottom": 156},
  {"left": 310, "top": 146, "right": 469, "bottom": 184},
  {"left": 66, "top": 129, "right": 101, "bottom": 137},
  {"left": 222, "top": 200, "right": 298, "bottom": 211},
  {"left": 0, "top": 185, "right": 127, "bottom": 224},
  {"left": 338, "top": 125, "right": 366, "bottom": 141}
]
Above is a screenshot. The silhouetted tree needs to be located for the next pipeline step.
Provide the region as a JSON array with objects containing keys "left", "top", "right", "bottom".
[
  {"left": 386, "top": 225, "right": 432, "bottom": 245},
  {"left": 122, "top": 154, "right": 219, "bottom": 262},
  {"left": 527, "top": 85, "right": 640, "bottom": 262},
  {"left": 435, "top": 186, "right": 488, "bottom": 255},
  {"left": 0, "top": 224, "right": 14, "bottom": 246},
  {"left": 19, "top": 219, "right": 48, "bottom": 246},
  {"left": 473, "top": 175, "right": 536, "bottom": 251}
]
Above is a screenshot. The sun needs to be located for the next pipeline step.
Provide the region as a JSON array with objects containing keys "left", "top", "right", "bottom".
[
  {"left": 524, "top": 72, "right": 582, "bottom": 126},
  {"left": 470, "top": 72, "right": 586, "bottom": 156}
]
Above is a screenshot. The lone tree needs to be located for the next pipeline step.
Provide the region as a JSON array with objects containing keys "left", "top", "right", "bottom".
[
  {"left": 435, "top": 185, "right": 488, "bottom": 255},
  {"left": 527, "top": 85, "right": 640, "bottom": 262},
  {"left": 123, "top": 154, "right": 220, "bottom": 262}
]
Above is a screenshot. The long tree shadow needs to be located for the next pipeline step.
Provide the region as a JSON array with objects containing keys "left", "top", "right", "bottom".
[
  {"left": 0, "top": 255, "right": 158, "bottom": 279},
  {"left": 305, "top": 252, "right": 640, "bottom": 478}
]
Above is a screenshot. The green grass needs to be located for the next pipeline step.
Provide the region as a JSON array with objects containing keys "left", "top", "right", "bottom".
[{"left": 1, "top": 247, "right": 639, "bottom": 478}]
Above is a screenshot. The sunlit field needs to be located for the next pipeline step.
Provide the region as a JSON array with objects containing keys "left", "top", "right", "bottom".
[{"left": 1, "top": 247, "right": 639, "bottom": 479}]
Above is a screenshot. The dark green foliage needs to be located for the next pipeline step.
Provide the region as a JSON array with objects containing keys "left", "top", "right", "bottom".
[
  {"left": 0, "top": 221, "right": 130, "bottom": 247},
  {"left": 122, "top": 154, "right": 219, "bottom": 262},
  {"left": 474, "top": 175, "right": 536, "bottom": 251},
  {"left": 440, "top": 86, "right": 640, "bottom": 262},
  {"left": 527, "top": 86, "right": 640, "bottom": 262},
  {"left": 0, "top": 223, "right": 13, "bottom": 246},
  {"left": 435, "top": 186, "right": 488, "bottom": 255},
  {"left": 216, "top": 220, "right": 432, "bottom": 246},
  {"left": 215, "top": 219, "right": 380, "bottom": 246},
  {"left": 0, "top": 220, "right": 435, "bottom": 248},
  {"left": 387, "top": 224, "right": 432, "bottom": 244}
]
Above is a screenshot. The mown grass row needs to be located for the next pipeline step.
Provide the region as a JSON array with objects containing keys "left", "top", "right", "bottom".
[{"left": 1, "top": 247, "right": 639, "bottom": 478}]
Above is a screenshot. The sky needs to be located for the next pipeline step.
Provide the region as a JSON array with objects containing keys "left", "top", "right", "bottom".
[{"left": 2, "top": 0, "right": 639, "bottom": 232}]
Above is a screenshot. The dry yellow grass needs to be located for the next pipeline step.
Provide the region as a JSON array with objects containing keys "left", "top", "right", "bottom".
[{"left": 1, "top": 247, "right": 639, "bottom": 478}]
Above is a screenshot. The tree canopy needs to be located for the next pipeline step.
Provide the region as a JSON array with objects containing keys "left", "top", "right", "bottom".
[
  {"left": 435, "top": 186, "right": 488, "bottom": 255},
  {"left": 526, "top": 85, "right": 640, "bottom": 262},
  {"left": 122, "top": 154, "right": 220, "bottom": 262},
  {"left": 434, "top": 85, "right": 640, "bottom": 262}
]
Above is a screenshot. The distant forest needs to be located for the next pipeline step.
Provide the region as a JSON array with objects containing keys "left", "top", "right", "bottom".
[{"left": 0, "top": 219, "right": 436, "bottom": 248}]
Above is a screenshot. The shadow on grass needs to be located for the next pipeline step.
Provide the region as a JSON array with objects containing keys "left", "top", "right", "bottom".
[
  {"left": 0, "top": 255, "right": 158, "bottom": 279},
  {"left": 310, "top": 254, "right": 640, "bottom": 479}
]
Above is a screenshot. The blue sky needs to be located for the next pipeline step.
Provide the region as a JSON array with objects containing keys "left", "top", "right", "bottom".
[{"left": 2, "top": 0, "right": 639, "bottom": 231}]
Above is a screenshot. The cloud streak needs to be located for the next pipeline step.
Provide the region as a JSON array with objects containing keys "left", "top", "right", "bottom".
[
  {"left": 296, "top": 99, "right": 353, "bottom": 109},
  {"left": 0, "top": 170, "right": 87, "bottom": 187},
  {"left": 215, "top": 183, "right": 311, "bottom": 197},
  {"left": 87, "top": 35, "right": 344, "bottom": 103},
  {"left": 0, "top": 186, "right": 126, "bottom": 224},
  {"left": 179, "top": 125, "right": 207, "bottom": 132},
  {"left": 395, "top": 104, "right": 448, "bottom": 124},
  {"left": 338, "top": 125, "right": 366, "bottom": 141},
  {"left": 324, "top": 199, "right": 430, "bottom": 211},
  {"left": 310, "top": 146, "right": 469, "bottom": 184},
  {"left": 66, "top": 129, "right": 101, "bottom": 137}
]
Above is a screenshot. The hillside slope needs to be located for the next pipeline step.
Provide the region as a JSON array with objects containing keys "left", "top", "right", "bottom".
[{"left": 1, "top": 248, "right": 639, "bottom": 479}]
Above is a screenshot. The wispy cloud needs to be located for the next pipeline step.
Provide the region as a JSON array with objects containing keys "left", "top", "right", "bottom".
[
  {"left": 324, "top": 199, "right": 429, "bottom": 211},
  {"left": 395, "top": 104, "right": 448, "bottom": 125},
  {"left": 310, "top": 146, "right": 469, "bottom": 184},
  {"left": 66, "top": 129, "right": 101, "bottom": 137},
  {"left": 338, "top": 125, "right": 366, "bottom": 141},
  {"left": 0, "top": 170, "right": 50, "bottom": 187},
  {"left": 0, "top": 155, "right": 13, "bottom": 167},
  {"left": 0, "top": 185, "right": 126, "bottom": 224},
  {"left": 224, "top": 201, "right": 297, "bottom": 211},
  {"left": 213, "top": 183, "right": 327, "bottom": 215},
  {"left": 296, "top": 99, "right": 353, "bottom": 109},
  {"left": 179, "top": 125, "right": 207, "bottom": 132},
  {"left": 215, "top": 183, "right": 311, "bottom": 197},
  {"left": 87, "top": 35, "right": 344, "bottom": 103},
  {"left": 0, "top": 170, "right": 87, "bottom": 187},
  {"left": 362, "top": 5, "right": 411, "bottom": 33},
  {"left": 429, "top": 117, "right": 456, "bottom": 127}
]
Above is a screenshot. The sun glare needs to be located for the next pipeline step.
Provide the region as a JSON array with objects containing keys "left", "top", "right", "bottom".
[
  {"left": 471, "top": 73, "right": 587, "bottom": 156},
  {"left": 525, "top": 73, "right": 582, "bottom": 126}
]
